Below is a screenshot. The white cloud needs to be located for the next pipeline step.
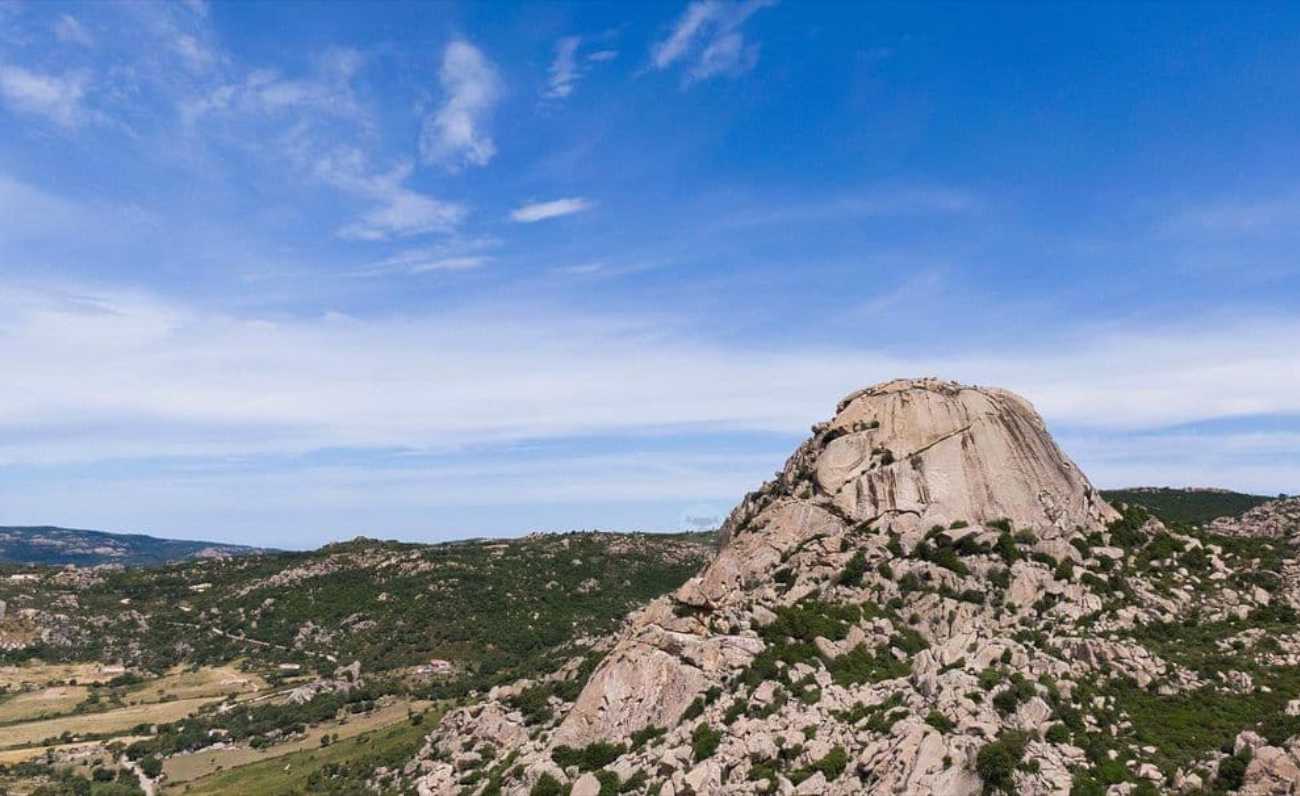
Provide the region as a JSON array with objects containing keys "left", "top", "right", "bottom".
[
  {"left": 545, "top": 36, "right": 581, "bottom": 99},
  {"left": 337, "top": 190, "right": 464, "bottom": 241},
  {"left": 510, "top": 197, "right": 593, "bottom": 223},
  {"left": 184, "top": 48, "right": 366, "bottom": 125},
  {"left": 651, "top": 0, "right": 775, "bottom": 83},
  {"left": 54, "top": 14, "right": 93, "bottom": 47},
  {"left": 312, "top": 149, "right": 465, "bottom": 240},
  {"left": 2, "top": 280, "right": 1300, "bottom": 475},
  {"left": 172, "top": 32, "right": 216, "bottom": 71},
  {"left": 588, "top": 50, "right": 619, "bottom": 63},
  {"left": 0, "top": 65, "right": 89, "bottom": 127},
  {"left": 351, "top": 248, "right": 491, "bottom": 277},
  {"left": 419, "top": 40, "right": 501, "bottom": 171}
]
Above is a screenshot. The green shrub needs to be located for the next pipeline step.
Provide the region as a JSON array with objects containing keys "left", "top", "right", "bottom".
[
  {"left": 1216, "top": 748, "right": 1252, "bottom": 790},
  {"left": 800, "top": 744, "right": 848, "bottom": 782},
  {"left": 1054, "top": 558, "right": 1074, "bottom": 581},
  {"left": 1044, "top": 723, "right": 1070, "bottom": 744},
  {"left": 975, "top": 731, "right": 1028, "bottom": 792},
  {"left": 629, "top": 725, "right": 664, "bottom": 749},
  {"left": 993, "top": 678, "right": 1036, "bottom": 715},
  {"left": 595, "top": 770, "right": 620, "bottom": 796},
  {"left": 838, "top": 551, "right": 869, "bottom": 587},
  {"left": 925, "top": 710, "right": 955, "bottom": 732},
  {"left": 826, "top": 644, "right": 909, "bottom": 686},
  {"left": 691, "top": 723, "right": 722, "bottom": 761},
  {"left": 530, "top": 772, "right": 564, "bottom": 796},
  {"left": 551, "top": 741, "right": 626, "bottom": 772}
]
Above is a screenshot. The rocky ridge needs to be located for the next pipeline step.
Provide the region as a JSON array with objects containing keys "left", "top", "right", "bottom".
[
  {"left": 409, "top": 379, "right": 1300, "bottom": 796},
  {"left": 1210, "top": 498, "right": 1300, "bottom": 542}
]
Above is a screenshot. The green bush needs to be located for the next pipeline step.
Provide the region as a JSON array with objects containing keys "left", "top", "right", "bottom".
[
  {"left": 992, "top": 677, "right": 1036, "bottom": 715},
  {"left": 552, "top": 741, "right": 626, "bottom": 772},
  {"left": 838, "top": 551, "right": 869, "bottom": 587},
  {"left": 1216, "top": 749, "right": 1252, "bottom": 790},
  {"left": 691, "top": 723, "right": 722, "bottom": 761},
  {"left": 530, "top": 772, "right": 564, "bottom": 796},
  {"left": 1044, "top": 723, "right": 1070, "bottom": 744},
  {"left": 799, "top": 744, "right": 848, "bottom": 782},
  {"left": 137, "top": 756, "right": 162, "bottom": 778},
  {"left": 976, "top": 731, "right": 1028, "bottom": 792},
  {"left": 826, "top": 644, "right": 909, "bottom": 686}
]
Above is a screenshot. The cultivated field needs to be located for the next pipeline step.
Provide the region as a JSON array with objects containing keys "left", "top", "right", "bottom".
[
  {"left": 0, "top": 684, "right": 90, "bottom": 724},
  {"left": 121, "top": 664, "right": 266, "bottom": 705},
  {"left": 0, "top": 662, "right": 116, "bottom": 690},
  {"left": 163, "top": 697, "right": 434, "bottom": 787},
  {"left": 0, "top": 695, "right": 218, "bottom": 749},
  {"left": 172, "top": 703, "right": 439, "bottom": 796}
]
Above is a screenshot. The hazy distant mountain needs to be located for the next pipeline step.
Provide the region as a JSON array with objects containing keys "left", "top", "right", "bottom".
[{"left": 0, "top": 525, "right": 267, "bottom": 567}]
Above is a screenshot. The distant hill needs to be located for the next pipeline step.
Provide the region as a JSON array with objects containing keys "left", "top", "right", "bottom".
[
  {"left": 0, "top": 525, "right": 267, "bottom": 567},
  {"left": 1101, "top": 486, "right": 1276, "bottom": 526}
]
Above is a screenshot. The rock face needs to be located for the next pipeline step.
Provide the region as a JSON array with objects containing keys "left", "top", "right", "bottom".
[
  {"left": 559, "top": 379, "right": 1115, "bottom": 746},
  {"left": 810, "top": 378, "right": 1117, "bottom": 536},
  {"left": 408, "top": 378, "right": 1300, "bottom": 796}
]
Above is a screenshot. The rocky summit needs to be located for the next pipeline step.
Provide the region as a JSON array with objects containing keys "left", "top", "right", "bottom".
[{"left": 409, "top": 379, "right": 1300, "bottom": 796}]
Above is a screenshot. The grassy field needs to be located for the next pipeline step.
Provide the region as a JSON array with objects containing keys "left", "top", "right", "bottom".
[
  {"left": 168, "top": 701, "right": 440, "bottom": 795},
  {"left": 0, "top": 665, "right": 265, "bottom": 734},
  {"left": 123, "top": 664, "right": 266, "bottom": 705},
  {"left": 0, "top": 684, "right": 90, "bottom": 724},
  {"left": 0, "top": 695, "right": 218, "bottom": 749},
  {"left": 0, "top": 662, "right": 115, "bottom": 689},
  {"left": 163, "top": 698, "right": 433, "bottom": 786},
  {"left": 0, "top": 735, "right": 150, "bottom": 765}
]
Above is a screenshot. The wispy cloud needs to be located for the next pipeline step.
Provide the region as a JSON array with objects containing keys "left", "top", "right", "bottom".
[
  {"left": 544, "top": 36, "right": 582, "bottom": 99},
  {"left": 511, "top": 197, "right": 593, "bottom": 223},
  {"left": 3, "top": 279, "right": 1299, "bottom": 470},
  {"left": 350, "top": 242, "right": 495, "bottom": 277},
  {"left": 419, "top": 40, "right": 501, "bottom": 171},
  {"left": 543, "top": 35, "right": 617, "bottom": 99},
  {"left": 182, "top": 47, "right": 367, "bottom": 126},
  {"left": 651, "top": 0, "right": 776, "bottom": 83},
  {"left": 0, "top": 65, "right": 89, "bottom": 127},
  {"left": 171, "top": 32, "right": 217, "bottom": 72},
  {"left": 314, "top": 149, "right": 465, "bottom": 240},
  {"left": 53, "top": 14, "right": 93, "bottom": 47}
]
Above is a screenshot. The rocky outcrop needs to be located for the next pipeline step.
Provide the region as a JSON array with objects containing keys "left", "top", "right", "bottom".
[
  {"left": 1210, "top": 497, "right": 1300, "bottom": 541},
  {"left": 407, "top": 378, "right": 1300, "bottom": 796},
  {"left": 557, "top": 379, "right": 1115, "bottom": 747}
]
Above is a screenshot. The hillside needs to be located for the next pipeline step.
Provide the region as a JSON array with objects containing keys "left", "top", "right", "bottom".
[
  {"left": 1, "top": 532, "right": 714, "bottom": 684},
  {"left": 0, "top": 525, "right": 267, "bottom": 567},
  {"left": 0, "top": 531, "right": 714, "bottom": 794},
  {"left": 1100, "top": 488, "right": 1276, "bottom": 527},
  {"left": 409, "top": 378, "right": 1300, "bottom": 796}
]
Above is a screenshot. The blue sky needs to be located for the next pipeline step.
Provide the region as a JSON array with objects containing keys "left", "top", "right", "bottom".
[{"left": 1, "top": 1, "right": 1298, "bottom": 547}]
